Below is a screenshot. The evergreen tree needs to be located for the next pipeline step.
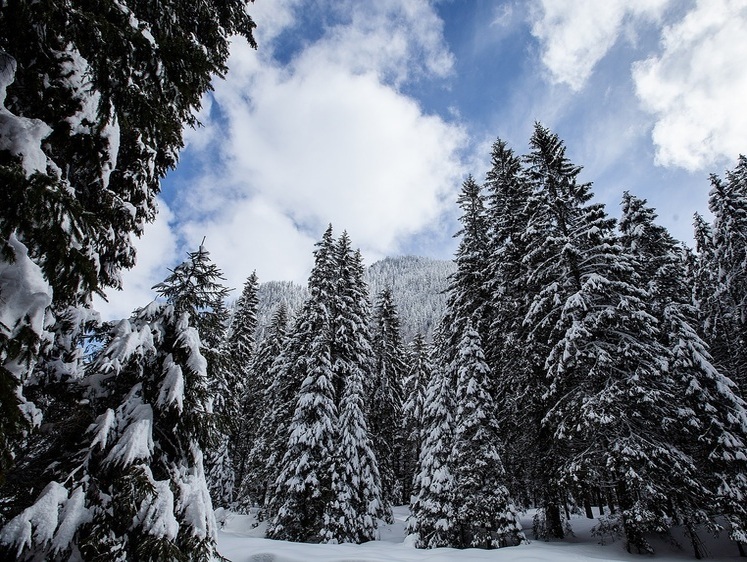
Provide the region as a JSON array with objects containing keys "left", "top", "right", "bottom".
[
  {"left": 0, "top": 250, "right": 225, "bottom": 560},
  {"left": 247, "top": 310, "right": 300, "bottom": 516},
  {"left": 522, "top": 124, "right": 707, "bottom": 552},
  {"left": 152, "top": 245, "right": 235, "bottom": 510},
  {"left": 267, "top": 227, "right": 340, "bottom": 542},
  {"left": 408, "top": 362, "right": 456, "bottom": 549},
  {"left": 268, "top": 228, "right": 385, "bottom": 544},
  {"left": 620, "top": 192, "right": 747, "bottom": 556},
  {"left": 481, "top": 138, "right": 536, "bottom": 508},
  {"left": 326, "top": 236, "right": 385, "bottom": 540},
  {"left": 450, "top": 324, "right": 524, "bottom": 549},
  {"left": 325, "top": 298, "right": 383, "bottom": 541},
  {"left": 211, "top": 271, "right": 259, "bottom": 509},
  {"left": 701, "top": 157, "right": 747, "bottom": 397},
  {"left": 237, "top": 302, "right": 288, "bottom": 511},
  {"left": 401, "top": 333, "right": 432, "bottom": 503},
  {"left": 438, "top": 175, "right": 492, "bottom": 366},
  {"left": 0, "top": 2, "right": 256, "bottom": 482},
  {"left": 370, "top": 288, "right": 406, "bottom": 509}
]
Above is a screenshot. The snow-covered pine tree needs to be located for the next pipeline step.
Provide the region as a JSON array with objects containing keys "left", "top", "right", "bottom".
[
  {"left": 700, "top": 157, "right": 747, "bottom": 397},
  {"left": 438, "top": 175, "right": 492, "bottom": 367},
  {"left": 0, "top": 3, "right": 256, "bottom": 485},
  {"left": 325, "top": 355, "right": 384, "bottom": 543},
  {"left": 236, "top": 302, "right": 288, "bottom": 512},
  {"left": 152, "top": 245, "right": 235, "bottom": 510},
  {"left": 481, "top": 138, "right": 536, "bottom": 507},
  {"left": 692, "top": 212, "right": 717, "bottom": 331},
  {"left": 408, "top": 360, "right": 456, "bottom": 549},
  {"left": 0, "top": 251, "right": 225, "bottom": 560},
  {"left": 620, "top": 192, "right": 747, "bottom": 556},
  {"left": 245, "top": 307, "right": 299, "bottom": 516},
  {"left": 267, "top": 226, "right": 340, "bottom": 543},
  {"left": 401, "top": 333, "right": 432, "bottom": 503},
  {"left": 450, "top": 323, "right": 524, "bottom": 549},
  {"left": 0, "top": 234, "right": 53, "bottom": 488},
  {"left": 1, "top": 303, "right": 98, "bottom": 526},
  {"left": 212, "top": 271, "right": 259, "bottom": 510},
  {"left": 370, "top": 288, "right": 407, "bottom": 509},
  {"left": 483, "top": 138, "right": 531, "bottom": 370},
  {"left": 324, "top": 237, "right": 384, "bottom": 542},
  {"left": 522, "top": 124, "right": 707, "bottom": 553}
]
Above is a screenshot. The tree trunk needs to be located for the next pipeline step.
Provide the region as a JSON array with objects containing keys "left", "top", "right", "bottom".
[
  {"left": 584, "top": 495, "right": 594, "bottom": 519},
  {"left": 545, "top": 499, "right": 565, "bottom": 539}
]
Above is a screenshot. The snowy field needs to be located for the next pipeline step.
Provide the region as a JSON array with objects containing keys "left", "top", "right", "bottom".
[{"left": 216, "top": 506, "right": 742, "bottom": 562}]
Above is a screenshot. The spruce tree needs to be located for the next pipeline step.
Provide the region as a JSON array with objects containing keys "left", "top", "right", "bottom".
[
  {"left": 438, "top": 175, "right": 492, "bottom": 366},
  {"left": 326, "top": 236, "right": 385, "bottom": 540},
  {"left": 0, "top": 248, "right": 226, "bottom": 560},
  {"left": 267, "top": 227, "right": 340, "bottom": 542},
  {"left": 401, "top": 333, "right": 432, "bottom": 503},
  {"left": 481, "top": 138, "right": 536, "bottom": 508},
  {"left": 0, "top": 3, "right": 256, "bottom": 483},
  {"left": 522, "top": 124, "right": 707, "bottom": 552},
  {"left": 212, "top": 271, "right": 259, "bottom": 509},
  {"left": 620, "top": 192, "right": 747, "bottom": 556},
  {"left": 701, "top": 157, "right": 747, "bottom": 397},
  {"left": 450, "top": 324, "right": 524, "bottom": 549},
  {"left": 237, "top": 302, "right": 288, "bottom": 511},
  {"left": 370, "top": 288, "right": 407, "bottom": 509},
  {"left": 152, "top": 245, "right": 235, "bottom": 510},
  {"left": 408, "top": 362, "right": 456, "bottom": 549}
]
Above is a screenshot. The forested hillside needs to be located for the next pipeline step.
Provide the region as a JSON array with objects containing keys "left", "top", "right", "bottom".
[{"left": 249, "top": 256, "right": 452, "bottom": 344}]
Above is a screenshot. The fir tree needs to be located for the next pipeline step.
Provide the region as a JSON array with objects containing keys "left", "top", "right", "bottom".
[
  {"left": 401, "top": 333, "right": 432, "bottom": 503},
  {"left": 408, "top": 363, "right": 456, "bottom": 549},
  {"left": 213, "top": 271, "right": 259, "bottom": 509},
  {"left": 370, "top": 288, "right": 406, "bottom": 509},
  {"left": 450, "top": 324, "right": 524, "bottom": 549},
  {"left": 237, "top": 302, "right": 288, "bottom": 512},
  {"left": 438, "top": 175, "right": 492, "bottom": 366},
  {"left": 620, "top": 192, "right": 747, "bottom": 556},
  {"left": 481, "top": 138, "right": 536, "bottom": 508},
  {"left": 326, "top": 236, "right": 385, "bottom": 540},
  {"left": 522, "top": 124, "right": 707, "bottom": 552},
  {"left": 267, "top": 227, "right": 340, "bottom": 542},
  {"left": 0, "top": 3, "right": 256, "bottom": 484},
  {"left": 0, "top": 252, "right": 226, "bottom": 560},
  {"left": 152, "top": 245, "right": 235, "bottom": 510},
  {"left": 701, "top": 157, "right": 747, "bottom": 397}
]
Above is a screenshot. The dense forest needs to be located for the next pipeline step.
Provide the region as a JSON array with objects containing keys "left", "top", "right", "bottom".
[{"left": 2, "top": 2, "right": 747, "bottom": 561}]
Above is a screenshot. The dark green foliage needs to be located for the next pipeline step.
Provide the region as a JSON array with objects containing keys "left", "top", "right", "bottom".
[
  {"left": 400, "top": 333, "right": 432, "bottom": 502},
  {"left": 0, "top": 0, "right": 256, "bottom": 506},
  {"left": 267, "top": 228, "right": 384, "bottom": 544},
  {"left": 0, "top": 0, "right": 255, "bottom": 305},
  {"left": 697, "top": 156, "right": 747, "bottom": 397},
  {"left": 370, "top": 288, "right": 406, "bottom": 509},
  {"left": 450, "top": 325, "right": 524, "bottom": 549}
]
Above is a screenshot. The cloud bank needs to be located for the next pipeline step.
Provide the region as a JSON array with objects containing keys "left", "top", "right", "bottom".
[
  {"left": 530, "top": 0, "right": 746, "bottom": 172},
  {"left": 97, "top": 0, "right": 468, "bottom": 318}
]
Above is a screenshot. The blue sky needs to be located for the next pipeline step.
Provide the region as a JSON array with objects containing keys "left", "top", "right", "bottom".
[{"left": 96, "top": 0, "right": 747, "bottom": 318}]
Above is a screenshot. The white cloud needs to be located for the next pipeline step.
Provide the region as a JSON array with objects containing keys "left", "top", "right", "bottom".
[
  {"left": 168, "top": 0, "right": 468, "bottom": 288},
  {"left": 632, "top": 0, "right": 747, "bottom": 171},
  {"left": 179, "top": 196, "right": 317, "bottom": 291},
  {"left": 94, "top": 199, "right": 178, "bottom": 319},
  {"left": 530, "top": 0, "right": 672, "bottom": 90}
]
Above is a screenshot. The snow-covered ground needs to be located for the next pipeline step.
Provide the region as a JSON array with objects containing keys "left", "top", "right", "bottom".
[{"left": 217, "top": 506, "right": 742, "bottom": 561}]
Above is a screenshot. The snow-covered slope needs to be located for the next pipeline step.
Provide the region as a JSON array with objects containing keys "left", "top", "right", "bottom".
[
  {"left": 249, "top": 256, "right": 454, "bottom": 342},
  {"left": 217, "top": 507, "right": 742, "bottom": 562},
  {"left": 366, "top": 256, "right": 453, "bottom": 342}
]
